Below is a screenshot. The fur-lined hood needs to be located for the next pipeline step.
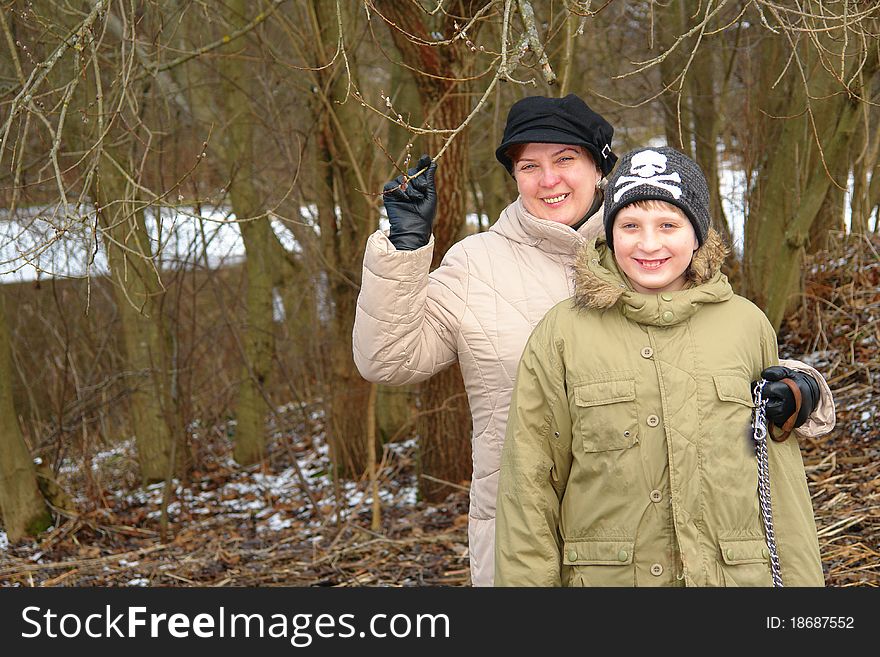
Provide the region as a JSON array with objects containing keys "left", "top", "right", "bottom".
[{"left": 572, "top": 228, "right": 733, "bottom": 326}]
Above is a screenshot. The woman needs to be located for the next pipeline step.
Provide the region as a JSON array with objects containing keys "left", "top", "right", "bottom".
[{"left": 352, "top": 94, "right": 834, "bottom": 587}]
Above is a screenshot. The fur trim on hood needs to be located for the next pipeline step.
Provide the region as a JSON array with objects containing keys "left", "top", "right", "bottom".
[{"left": 573, "top": 228, "right": 729, "bottom": 311}]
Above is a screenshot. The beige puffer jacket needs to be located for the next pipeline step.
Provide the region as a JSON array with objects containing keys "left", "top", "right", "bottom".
[{"left": 353, "top": 199, "right": 835, "bottom": 587}]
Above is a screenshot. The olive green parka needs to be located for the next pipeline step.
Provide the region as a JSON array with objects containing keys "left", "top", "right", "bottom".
[{"left": 495, "top": 230, "right": 824, "bottom": 587}]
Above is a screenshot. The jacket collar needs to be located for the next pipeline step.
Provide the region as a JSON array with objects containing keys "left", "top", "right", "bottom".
[
  {"left": 490, "top": 197, "right": 603, "bottom": 255},
  {"left": 572, "top": 228, "right": 733, "bottom": 326}
]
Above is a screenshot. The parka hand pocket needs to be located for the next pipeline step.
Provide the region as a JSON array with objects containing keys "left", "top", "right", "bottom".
[
  {"left": 563, "top": 539, "right": 636, "bottom": 587},
  {"left": 573, "top": 377, "right": 639, "bottom": 452},
  {"left": 717, "top": 538, "right": 773, "bottom": 587}
]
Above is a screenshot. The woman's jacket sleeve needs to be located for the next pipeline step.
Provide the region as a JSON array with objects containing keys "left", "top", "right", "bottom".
[
  {"left": 778, "top": 359, "right": 836, "bottom": 438},
  {"left": 352, "top": 230, "right": 467, "bottom": 385}
]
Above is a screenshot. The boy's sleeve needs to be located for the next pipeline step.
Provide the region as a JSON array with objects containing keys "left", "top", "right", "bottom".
[
  {"left": 495, "top": 315, "right": 573, "bottom": 587},
  {"left": 760, "top": 322, "right": 825, "bottom": 586}
]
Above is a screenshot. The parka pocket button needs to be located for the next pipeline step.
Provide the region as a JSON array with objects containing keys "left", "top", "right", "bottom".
[
  {"left": 617, "top": 549, "right": 628, "bottom": 562},
  {"left": 762, "top": 548, "right": 769, "bottom": 558},
  {"left": 640, "top": 347, "right": 653, "bottom": 358},
  {"left": 646, "top": 414, "right": 660, "bottom": 427},
  {"left": 568, "top": 549, "right": 578, "bottom": 561}
]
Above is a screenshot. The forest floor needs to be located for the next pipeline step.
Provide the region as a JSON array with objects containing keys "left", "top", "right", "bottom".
[
  {"left": 0, "top": 425, "right": 472, "bottom": 587},
  {"left": 0, "top": 232, "right": 877, "bottom": 588}
]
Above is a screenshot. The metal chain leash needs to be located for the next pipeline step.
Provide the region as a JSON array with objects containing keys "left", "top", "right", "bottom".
[{"left": 752, "top": 379, "right": 784, "bottom": 587}]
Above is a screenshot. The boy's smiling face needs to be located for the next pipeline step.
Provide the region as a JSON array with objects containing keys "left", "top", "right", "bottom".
[{"left": 612, "top": 201, "right": 699, "bottom": 295}]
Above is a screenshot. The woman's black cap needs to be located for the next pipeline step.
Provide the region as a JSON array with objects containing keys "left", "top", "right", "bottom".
[{"left": 495, "top": 94, "right": 617, "bottom": 176}]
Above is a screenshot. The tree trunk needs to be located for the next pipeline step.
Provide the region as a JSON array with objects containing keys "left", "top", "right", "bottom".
[
  {"left": 869, "top": 166, "right": 880, "bottom": 232},
  {"left": 688, "top": 42, "right": 731, "bottom": 244},
  {"left": 307, "top": 0, "right": 379, "bottom": 477},
  {"left": 656, "top": 0, "right": 694, "bottom": 156},
  {"left": 215, "top": 0, "right": 280, "bottom": 466},
  {"left": 416, "top": 365, "right": 471, "bottom": 501},
  {"left": 325, "top": 273, "right": 374, "bottom": 476},
  {"left": 850, "top": 109, "right": 880, "bottom": 234},
  {"left": 93, "top": 164, "right": 184, "bottom": 483},
  {"left": 809, "top": 178, "right": 846, "bottom": 251},
  {"left": 387, "top": 64, "right": 422, "bottom": 168},
  {"left": 233, "top": 217, "right": 278, "bottom": 465},
  {"left": 376, "top": 384, "right": 415, "bottom": 443},
  {"left": 0, "top": 295, "right": 52, "bottom": 541},
  {"left": 744, "top": 35, "right": 876, "bottom": 329},
  {"left": 655, "top": 2, "right": 733, "bottom": 245},
  {"left": 476, "top": 166, "right": 513, "bottom": 230},
  {"left": 378, "top": 0, "right": 474, "bottom": 502}
]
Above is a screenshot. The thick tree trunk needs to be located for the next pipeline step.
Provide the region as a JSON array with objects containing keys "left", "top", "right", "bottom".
[
  {"left": 474, "top": 163, "right": 513, "bottom": 230},
  {"left": 326, "top": 275, "right": 373, "bottom": 476},
  {"left": 387, "top": 64, "right": 422, "bottom": 168},
  {"left": 216, "top": 0, "right": 280, "bottom": 466},
  {"left": 657, "top": 0, "right": 732, "bottom": 247},
  {"left": 376, "top": 385, "right": 414, "bottom": 443},
  {"left": 378, "top": 0, "right": 474, "bottom": 502},
  {"left": 657, "top": 0, "right": 694, "bottom": 157},
  {"left": 93, "top": 167, "right": 184, "bottom": 483},
  {"left": 850, "top": 112, "right": 880, "bottom": 234},
  {"left": 869, "top": 168, "right": 880, "bottom": 232},
  {"left": 416, "top": 365, "right": 471, "bottom": 501},
  {"left": 0, "top": 296, "right": 52, "bottom": 541},
  {"left": 307, "top": 0, "right": 379, "bottom": 478},
  {"left": 744, "top": 36, "right": 876, "bottom": 329},
  {"left": 233, "top": 218, "right": 278, "bottom": 465},
  {"left": 689, "top": 44, "right": 731, "bottom": 245},
  {"left": 809, "top": 180, "right": 846, "bottom": 252},
  {"left": 425, "top": 94, "right": 471, "bottom": 265}
]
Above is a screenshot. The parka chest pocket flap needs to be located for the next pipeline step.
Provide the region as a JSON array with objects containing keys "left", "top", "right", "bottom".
[
  {"left": 713, "top": 375, "right": 755, "bottom": 407},
  {"left": 573, "top": 377, "right": 639, "bottom": 452}
]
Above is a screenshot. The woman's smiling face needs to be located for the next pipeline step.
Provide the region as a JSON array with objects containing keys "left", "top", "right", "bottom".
[{"left": 513, "top": 143, "right": 601, "bottom": 226}]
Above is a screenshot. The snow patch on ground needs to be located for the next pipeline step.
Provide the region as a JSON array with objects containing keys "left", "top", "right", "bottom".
[
  {"left": 94, "top": 423, "right": 420, "bottom": 537},
  {"left": 260, "top": 512, "right": 294, "bottom": 533},
  {"left": 57, "top": 438, "right": 137, "bottom": 476}
]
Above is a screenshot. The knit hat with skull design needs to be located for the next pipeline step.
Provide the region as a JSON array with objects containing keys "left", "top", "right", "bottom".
[{"left": 603, "top": 146, "right": 711, "bottom": 250}]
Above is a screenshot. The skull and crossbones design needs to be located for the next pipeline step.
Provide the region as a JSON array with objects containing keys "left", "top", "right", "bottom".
[{"left": 613, "top": 150, "right": 682, "bottom": 202}]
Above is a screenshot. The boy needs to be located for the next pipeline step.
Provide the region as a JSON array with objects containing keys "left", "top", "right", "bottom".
[{"left": 494, "top": 146, "right": 825, "bottom": 586}]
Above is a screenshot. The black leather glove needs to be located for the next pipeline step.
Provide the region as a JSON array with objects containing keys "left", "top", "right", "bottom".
[
  {"left": 757, "top": 366, "right": 820, "bottom": 429},
  {"left": 384, "top": 154, "right": 437, "bottom": 251}
]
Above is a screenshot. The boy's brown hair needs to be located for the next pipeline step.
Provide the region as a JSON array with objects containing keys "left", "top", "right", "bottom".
[{"left": 621, "top": 199, "right": 688, "bottom": 219}]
